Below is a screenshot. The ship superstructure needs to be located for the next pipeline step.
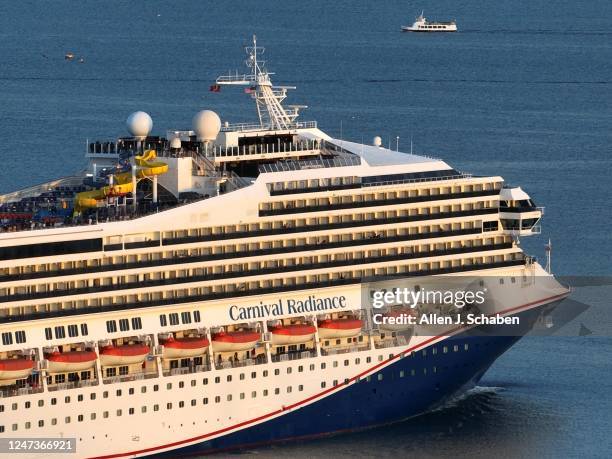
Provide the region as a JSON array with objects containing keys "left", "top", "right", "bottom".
[{"left": 0, "top": 37, "right": 567, "bottom": 458}]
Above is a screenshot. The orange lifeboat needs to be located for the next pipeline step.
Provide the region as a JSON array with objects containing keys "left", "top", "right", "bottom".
[
  {"left": 269, "top": 324, "right": 316, "bottom": 345},
  {"left": 211, "top": 330, "right": 260, "bottom": 352},
  {"left": 99, "top": 343, "right": 150, "bottom": 366},
  {"left": 160, "top": 336, "right": 209, "bottom": 359},
  {"left": 0, "top": 358, "right": 34, "bottom": 380},
  {"left": 45, "top": 350, "right": 97, "bottom": 373},
  {"left": 318, "top": 318, "right": 363, "bottom": 339},
  {"left": 379, "top": 308, "right": 418, "bottom": 331}
]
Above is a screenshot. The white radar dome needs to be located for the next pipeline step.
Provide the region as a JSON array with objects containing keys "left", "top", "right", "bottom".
[
  {"left": 170, "top": 136, "right": 182, "bottom": 149},
  {"left": 126, "top": 111, "right": 153, "bottom": 138},
  {"left": 193, "top": 110, "right": 221, "bottom": 142},
  {"left": 373, "top": 136, "right": 382, "bottom": 147}
]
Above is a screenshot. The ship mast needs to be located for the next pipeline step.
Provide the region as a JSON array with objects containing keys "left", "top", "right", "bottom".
[{"left": 215, "top": 35, "right": 304, "bottom": 130}]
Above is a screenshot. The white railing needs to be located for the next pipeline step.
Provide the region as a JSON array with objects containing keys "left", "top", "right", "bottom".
[{"left": 220, "top": 120, "right": 317, "bottom": 132}]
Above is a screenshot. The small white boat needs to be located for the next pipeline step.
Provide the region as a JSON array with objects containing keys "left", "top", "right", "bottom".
[{"left": 402, "top": 12, "right": 457, "bottom": 32}]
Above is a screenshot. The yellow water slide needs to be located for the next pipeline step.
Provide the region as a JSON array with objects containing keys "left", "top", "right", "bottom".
[{"left": 75, "top": 150, "right": 168, "bottom": 210}]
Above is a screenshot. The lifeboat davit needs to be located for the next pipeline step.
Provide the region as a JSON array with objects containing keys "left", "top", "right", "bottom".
[
  {"left": 318, "top": 318, "right": 363, "bottom": 339},
  {"left": 45, "top": 350, "right": 97, "bottom": 373},
  {"left": 211, "top": 330, "right": 260, "bottom": 352},
  {"left": 269, "top": 324, "right": 316, "bottom": 345},
  {"left": 161, "top": 336, "right": 209, "bottom": 359},
  {"left": 379, "top": 308, "right": 418, "bottom": 331},
  {"left": 0, "top": 358, "right": 34, "bottom": 380},
  {"left": 99, "top": 344, "right": 150, "bottom": 366}
]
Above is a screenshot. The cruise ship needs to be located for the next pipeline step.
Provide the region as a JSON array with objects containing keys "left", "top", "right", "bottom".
[{"left": 0, "top": 37, "right": 569, "bottom": 458}]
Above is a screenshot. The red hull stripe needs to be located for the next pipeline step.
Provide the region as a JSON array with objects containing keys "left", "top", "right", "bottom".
[{"left": 89, "top": 292, "right": 569, "bottom": 459}]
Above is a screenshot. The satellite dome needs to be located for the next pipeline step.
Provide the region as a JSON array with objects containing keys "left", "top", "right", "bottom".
[
  {"left": 126, "top": 111, "right": 153, "bottom": 138},
  {"left": 170, "top": 136, "right": 182, "bottom": 149},
  {"left": 373, "top": 136, "right": 382, "bottom": 147},
  {"left": 192, "top": 110, "right": 221, "bottom": 142}
]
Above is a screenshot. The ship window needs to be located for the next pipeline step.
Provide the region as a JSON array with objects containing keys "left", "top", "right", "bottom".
[
  {"left": 103, "top": 411, "right": 109, "bottom": 418},
  {"left": 90, "top": 393, "right": 96, "bottom": 400},
  {"left": 333, "top": 361, "right": 338, "bottom": 368},
  {"left": 400, "top": 370, "right": 405, "bottom": 378},
  {"left": 181, "top": 312, "right": 192, "bottom": 324},
  {"left": 12, "top": 424, "right": 17, "bottom": 431},
  {"left": 91, "top": 413, "right": 96, "bottom": 420},
  {"left": 106, "top": 320, "right": 117, "bottom": 333},
  {"left": 251, "top": 372, "right": 256, "bottom": 378},
  {"left": 191, "top": 379, "right": 196, "bottom": 387},
  {"left": 214, "top": 396, "right": 220, "bottom": 403},
  {"left": 159, "top": 315, "right": 167, "bottom": 327},
  {"left": 378, "top": 374, "right": 383, "bottom": 381},
  {"left": 321, "top": 363, "right": 326, "bottom": 369},
  {"left": 194, "top": 311, "right": 201, "bottom": 322},
  {"left": 263, "top": 370, "right": 269, "bottom": 377},
  {"left": 39, "top": 419, "right": 44, "bottom": 427},
  {"left": 77, "top": 415, "right": 84, "bottom": 422},
  {"left": 131, "top": 317, "right": 142, "bottom": 330},
  {"left": 15, "top": 330, "right": 26, "bottom": 343},
  {"left": 167, "top": 383, "right": 172, "bottom": 390},
  {"left": 366, "top": 357, "right": 371, "bottom": 363},
  {"left": 45, "top": 327, "right": 52, "bottom": 340},
  {"left": 154, "top": 384, "right": 159, "bottom": 391},
  {"left": 116, "top": 389, "right": 122, "bottom": 397},
  {"left": 333, "top": 380, "right": 338, "bottom": 386},
  {"left": 202, "top": 398, "right": 208, "bottom": 405},
  {"left": 178, "top": 402, "right": 184, "bottom": 409},
  {"left": 119, "top": 319, "right": 129, "bottom": 332},
  {"left": 464, "top": 344, "right": 469, "bottom": 351},
  {"left": 119, "top": 366, "right": 128, "bottom": 376},
  {"left": 129, "top": 388, "right": 135, "bottom": 395},
  {"left": 321, "top": 382, "right": 326, "bottom": 388},
  {"left": 68, "top": 324, "right": 78, "bottom": 337},
  {"left": 80, "top": 324, "right": 88, "bottom": 336},
  {"left": 51, "top": 418, "right": 57, "bottom": 425},
  {"left": 116, "top": 409, "right": 122, "bottom": 416},
  {"left": 77, "top": 394, "right": 84, "bottom": 402},
  {"left": 275, "top": 388, "right": 280, "bottom": 395},
  {"left": 129, "top": 407, "right": 135, "bottom": 414},
  {"left": 25, "top": 401, "right": 31, "bottom": 408},
  {"left": 453, "top": 345, "right": 459, "bottom": 352},
  {"left": 0, "top": 426, "right": 4, "bottom": 433},
  {"left": 287, "top": 367, "right": 292, "bottom": 374},
  {"left": 167, "top": 403, "right": 172, "bottom": 409},
  {"left": 202, "top": 378, "right": 208, "bottom": 385},
  {"left": 169, "top": 313, "right": 179, "bottom": 326},
  {"left": 344, "top": 360, "right": 349, "bottom": 366},
  {"left": 106, "top": 368, "right": 116, "bottom": 377},
  {"left": 443, "top": 346, "right": 448, "bottom": 353},
  {"left": 263, "top": 389, "right": 269, "bottom": 396},
  {"left": 102, "top": 391, "right": 108, "bottom": 398},
  {"left": 286, "top": 387, "right": 292, "bottom": 393},
  {"left": 274, "top": 369, "right": 280, "bottom": 376},
  {"left": 51, "top": 398, "right": 57, "bottom": 405},
  {"left": 153, "top": 404, "right": 159, "bottom": 411},
  {"left": 214, "top": 377, "right": 220, "bottom": 383},
  {"left": 1, "top": 332, "right": 12, "bottom": 345},
  {"left": 65, "top": 416, "right": 71, "bottom": 424}
]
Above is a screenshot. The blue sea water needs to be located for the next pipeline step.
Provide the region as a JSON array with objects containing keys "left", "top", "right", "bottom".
[{"left": 0, "top": 0, "right": 610, "bottom": 457}]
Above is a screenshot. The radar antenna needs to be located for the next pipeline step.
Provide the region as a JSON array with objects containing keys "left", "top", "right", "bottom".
[{"left": 214, "top": 35, "right": 305, "bottom": 130}]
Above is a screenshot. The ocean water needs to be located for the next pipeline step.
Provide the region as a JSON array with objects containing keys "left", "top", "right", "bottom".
[{"left": 0, "top": 0, "right": 611, "bottom": 457}]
